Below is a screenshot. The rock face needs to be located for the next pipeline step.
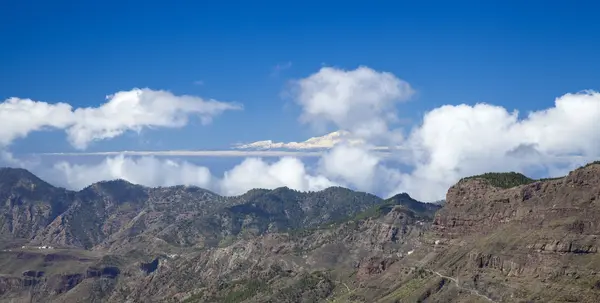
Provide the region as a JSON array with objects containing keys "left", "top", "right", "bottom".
[
  {"left": 0, "top": 248, "right": 121, "bottom": 302},
  {"left": 434, "top": 162, "right": 600, "bottom": 240},
  {"left": 429, "top": 162, "right": 600, "bottom": 302}
]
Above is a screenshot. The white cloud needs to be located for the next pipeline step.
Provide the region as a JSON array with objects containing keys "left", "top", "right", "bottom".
[
  {"left": 318, "top": 144, "right": 379, "bottom": 191},
  {"left": 0, "top": 98, "right": 74, "bottom": 146},
  {"left": 234, "top": 130, "right": 366, "bottom": 150},
  {"left": 0, "top": 150, "right": 21, "bottom": 167},
  {"left": 40, "top": 155, "right": 336, "bottom": 197},
  {"left": 220, "top": 157, "right": 335, "bottom": 195},
  {"left": 314, "top": 144, "right": 406, "bottom": 197},
  {"left": 393, "top": 90, "right": 600, "bottom": 201},
  {"left": 50, "top": 155, "right": 214, "bottom": 190},
  {"left": 291, "top": 66, "right": 414, "bottom": 142},
  {"left": 0, "top": 88, "right": 241, "bottom": 150}
]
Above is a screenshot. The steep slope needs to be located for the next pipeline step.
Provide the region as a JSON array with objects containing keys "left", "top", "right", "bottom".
[
  {"left": 31, "top": 180, "right": 150, "bottom": 249},
  {"left": 101, "top": 196, "right": 438, "bottom": 302},
  {"left": 100, "top": 186, "right": 384, "bottom": 253},
  {"left": 422, "top": 162, "right": 600, "bottom": 302},
  {"left": 221, "top": 186, "right": 384, "bottom": 233},
  {"left": 0, "top": 168, "right": 72, "bottom": 241},
  {"left": 0, "top": 167, "right": 386, "bottom": 252}
]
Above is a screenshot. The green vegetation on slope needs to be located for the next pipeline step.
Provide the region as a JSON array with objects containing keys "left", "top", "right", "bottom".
[
  {"left": 350, "top": 201, "right": 402, "bottom": 221},
  {"left": 460, "top": 172, "right": 535, "bottom": 188},
  {"left": 221, "top": 280, "right": 269, "bottom": 303},
  {"left": 339, "top": 193, "right": 441, "bottom": 223},
  {"left": 461, "top": 160, "right": 600, "bottom": 189},
  {"left": 583, "top": 160, "right": 600, "bottom": 168},
  {"left": 273, "top": 271, "right": 334, "bottom": 302}
]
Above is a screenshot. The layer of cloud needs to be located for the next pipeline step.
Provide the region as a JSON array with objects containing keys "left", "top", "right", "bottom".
[
  {"left": 50, "top": 155, "right": 214, "bottom": 190},
  {"left": 42, "top": 155, "right": 335, "bottom": 197},
  {"left": 234, "top": 130, "right": 365, "bottom": 150},
  {"left": 39, "top": 150, "right": 325, "bottom": 157},
  {"left": 0, "top": 88, "right": 241, "bottom": 149}
]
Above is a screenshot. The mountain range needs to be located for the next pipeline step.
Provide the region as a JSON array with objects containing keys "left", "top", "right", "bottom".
[{"left": 0, "top": 162, "right": 599, "bottom": 302}]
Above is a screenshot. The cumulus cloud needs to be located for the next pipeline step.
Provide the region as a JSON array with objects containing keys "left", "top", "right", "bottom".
[
  {"left": 242, "top": 68, "right": 600, "bottom": 201},
  {"left": 0, "top": 98, "right": 73, "bottom": 146},
  {"left": 0, "top": 88, "right": 241, "bottom": 149},
  {"left": 291, "top": 66, "right": 413, "bottom": 142},
  {"left": 394, "top": 91, "right": 600, "bottom": 200}
]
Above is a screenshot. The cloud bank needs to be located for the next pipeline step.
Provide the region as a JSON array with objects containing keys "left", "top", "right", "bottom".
[
  {"left": 2, "top": 67, "right": 599, "bottom": 201},
  {"left": 43, "top": 155, "right": 336, "bottom": 196}
]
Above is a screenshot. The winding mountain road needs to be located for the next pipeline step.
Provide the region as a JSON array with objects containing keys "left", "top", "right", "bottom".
[{"left": 431, "top": 270, "right": 497, "bottom": 302}]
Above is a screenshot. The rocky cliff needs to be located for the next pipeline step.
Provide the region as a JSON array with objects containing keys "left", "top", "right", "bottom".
[{"left": 428, "top": 162, "right": 600, "bottom": 302}]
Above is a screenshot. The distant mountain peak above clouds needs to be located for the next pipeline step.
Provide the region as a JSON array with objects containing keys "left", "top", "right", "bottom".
[{"left": 233, "top": 131, "right": 366, "bottom": 150}]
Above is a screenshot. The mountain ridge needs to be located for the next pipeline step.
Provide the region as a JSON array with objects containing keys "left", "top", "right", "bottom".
[
  {"left": 0, "top": 167, "right": 404, "bottom": 251},
  {"left": 0, "top": 166, "right": 403, "bottom": 200}
]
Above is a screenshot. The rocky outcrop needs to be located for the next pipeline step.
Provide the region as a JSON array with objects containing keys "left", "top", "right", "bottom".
[
  {"left": 434, "top": 163, "right": 600, "bottom": 238},
  {"left": 356, "top": 256, "right": 399, "bottom": 280},
  {"left": 468, "top": 252, "right": 525, "bottom": 276},
  {"left": 527, "top": 240, "right": 598, "bottom": 254},
  {"left": 426, "top": 163, "right": 600, "bottom": 302}
]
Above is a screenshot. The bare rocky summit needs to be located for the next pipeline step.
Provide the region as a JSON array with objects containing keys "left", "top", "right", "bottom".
[{"left": 0, "top": 162, "right": 599, "bottom": 302}]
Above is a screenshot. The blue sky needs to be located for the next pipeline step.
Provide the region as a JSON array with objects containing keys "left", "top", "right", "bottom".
[
  {"left": 1, "top": 1, "right": 599, "bottom": 199},
  {"left": 3, "top": 0, "right": 600, "bottom": 152}
]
